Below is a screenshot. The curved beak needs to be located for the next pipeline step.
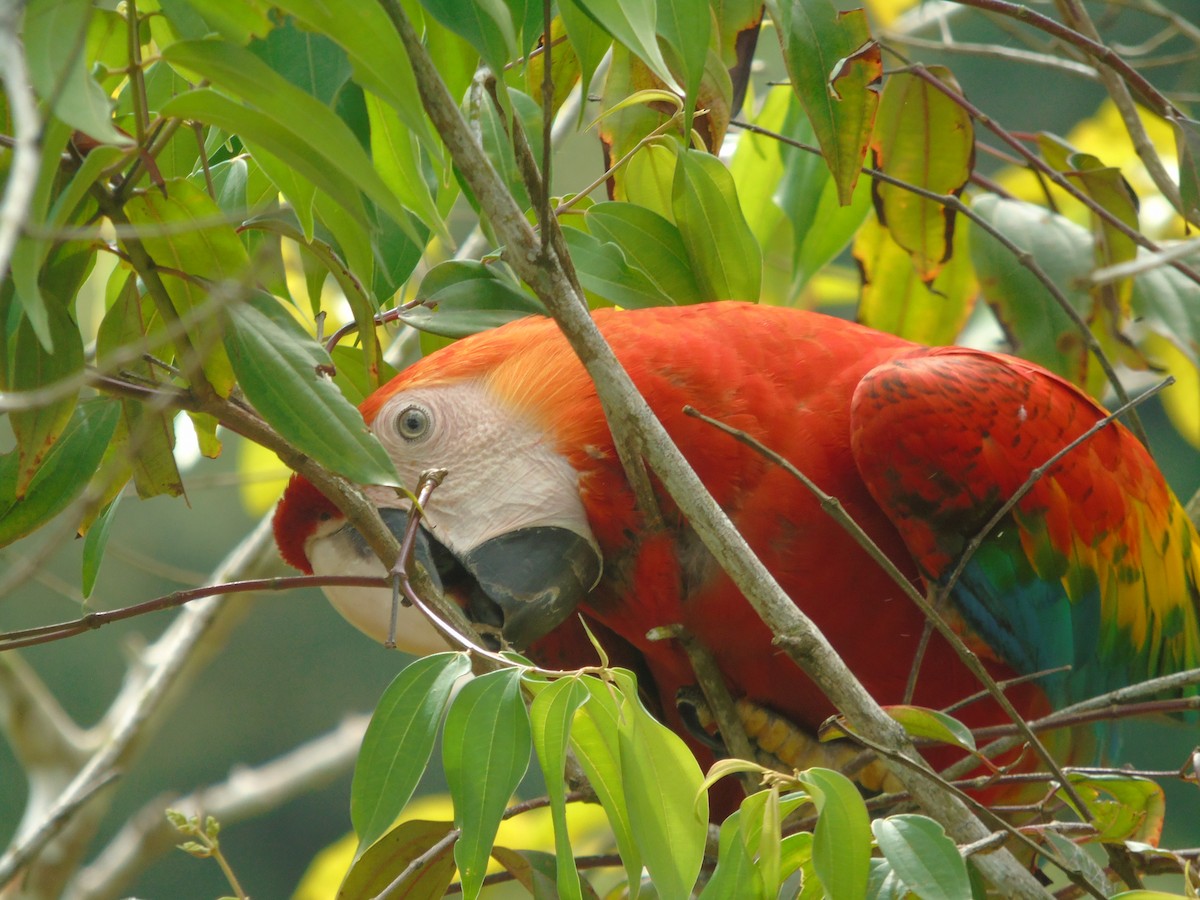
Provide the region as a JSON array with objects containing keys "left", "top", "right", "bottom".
[{"left": 410, "top": 522, "right": 601, "bottom": 650}]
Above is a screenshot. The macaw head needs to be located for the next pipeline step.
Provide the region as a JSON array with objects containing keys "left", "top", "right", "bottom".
[{"left": 272, "top": 318, "right": 605, "bottom": 655}]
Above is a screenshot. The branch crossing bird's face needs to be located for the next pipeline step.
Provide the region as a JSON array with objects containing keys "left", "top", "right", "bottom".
[{"left": 275, "top": 379, "right": 603, "bottom": 654}]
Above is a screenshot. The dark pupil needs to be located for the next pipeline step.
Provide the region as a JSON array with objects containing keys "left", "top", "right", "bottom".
[{"left": 403, "top": 410, "right": 423, "bottom": 435}]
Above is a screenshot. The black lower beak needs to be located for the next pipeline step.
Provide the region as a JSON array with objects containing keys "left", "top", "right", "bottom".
[{"left": 408, "top": 519, "right": 601, "bottom": 650}]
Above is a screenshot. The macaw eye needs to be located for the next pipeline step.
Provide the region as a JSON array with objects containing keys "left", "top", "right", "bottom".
[{"left": 395, "top": 404, "right": 432, "bottom": 442}]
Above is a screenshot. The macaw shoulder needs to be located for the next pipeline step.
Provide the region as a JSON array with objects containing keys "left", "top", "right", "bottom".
[{"left": 849, "top": 345, "right": 1169, "bottom": 531}]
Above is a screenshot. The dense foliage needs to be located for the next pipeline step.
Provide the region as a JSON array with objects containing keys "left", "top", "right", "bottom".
[{"left": 0, "top": 0, "right": 1198, "bottom": 897}]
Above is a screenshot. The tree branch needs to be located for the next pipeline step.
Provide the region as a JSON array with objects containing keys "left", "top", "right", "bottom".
[
  {"left": 379, "top": 1, "right": 1052, "bottom": 894},
  {"left": 0, "top": 518, "right": 280, "bottom": 896},
  {"left": 1052, "top": 0, "right": 1185, "bottom": 217},
  {"left": 0, "top": 0, "right": 41, "bottom": 282},
  {"left": 65, "top": 714, "right": 370, "bottom": 900}
]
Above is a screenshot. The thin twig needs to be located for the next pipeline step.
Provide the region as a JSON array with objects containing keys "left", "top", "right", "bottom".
[
  {"left": 840, "top": 728, "right": 1109, "bottom": 900},
  {"left": 1053, "top": 0, "right": 1185, "bottom": 216},
  {"left": 946, "top": 0, "right": 1179, "bottom": 118},
  {"left": 883, "top": 32, "right": 1101, "bottom": 80},
  {"left": 0, "top": 575, "right": 393, "bottom": 651},
  {"left": 0, "top": 517, "right": 281, "bottom": 891},
  {"left": 1089, "top": 235, "right": 1200, "bottom": 285}
]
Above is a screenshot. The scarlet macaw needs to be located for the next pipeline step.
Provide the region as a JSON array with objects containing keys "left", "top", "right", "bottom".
[{"left": 273, "top": 302, "right": 1200, "bottom": 784}]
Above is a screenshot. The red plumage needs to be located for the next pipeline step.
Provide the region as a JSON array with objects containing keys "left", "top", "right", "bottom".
[{"left": 274, "top": 302, "right": 1200, "bottom": 808}]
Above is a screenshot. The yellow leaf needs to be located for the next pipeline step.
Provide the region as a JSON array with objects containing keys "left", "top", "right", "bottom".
[
  {"left": 290, "top": 794, "right": 615, "bottom": 899},
  {"left": 237, "top": 437, "right": 292, "bottom": 517},
  {"left": 1146, "top": 333, "right": 1200, "bottom": 449},
  {"left": 997, "top": 100, "right": 1185, "bottom": 238},
  {"left": 863, "top": 0, "right": 924, "bottom": 27}
]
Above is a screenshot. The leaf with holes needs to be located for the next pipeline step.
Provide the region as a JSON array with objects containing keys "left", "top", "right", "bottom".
[{"left": 870, "top": 68, "right": 973, "bottom": 280}]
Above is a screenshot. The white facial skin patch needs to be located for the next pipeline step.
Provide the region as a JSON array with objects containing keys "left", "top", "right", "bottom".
[{"left": 366, "top": 381, "right": 599, "bottom": 562}]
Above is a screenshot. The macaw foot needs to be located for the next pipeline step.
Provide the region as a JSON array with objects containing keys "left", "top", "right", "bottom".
[{"left": 678, "top": 688, "right": 903, "bottom": 795}]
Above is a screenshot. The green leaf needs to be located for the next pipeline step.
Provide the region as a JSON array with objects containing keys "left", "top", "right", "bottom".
[
  {"left": 171, "top": 0, "right": 271, "bottom": 42},
  {"left": 8, "top": 305, "right": 84, "bottom": 497},
  {"left": 779, "top": 830, "right": 816, "bottom": 895},
  {"left": 1172, "top": 115, "right": 1200, "bottom": 226},
  {"left": 528, "top": 677, "right": 590, "bottom": 900},
  {"left": 339, "top": 818, "right": 457, "bottom": 900},
  {"left": 96, "top": 276, "right": 185, "bottom": 501},
  {"left": 872, "top": 815, "right": 971, "bottom": 900},
  {"left": 488, "top": 846, "right": 566, "bottom": 898},
  {"left": 241, "top": 207, "right": 383, "bottom": 384},
  {"left": 364, "top": 91, "right": 449, "bottom": 243},
  {"left": 569, "top": 675, "right": 642, "bottom": 894},
  {"left": 767, "top": 0, "right": 880, "bottom": 205},
  {"left": 700, "top": 803, "right": 766, "bottom": 899},
  {"left": 855, "top": 210, "right": 974, "bottom": 345},
  {"left": 443, "top": 668, "right": 532, "bottom": 900},
  {"left": 0, "top": 398, "right": 121, "bottom": 548},
  {"left": 162, "top": 41, "right": 420, "bottom": 242},
  {"left": 868, "top": 857, "right": 907, "bottom": 900},
  {"left": 269, "top": 0, "right": 438, "bottom": 153},
  {"left": 561, "top": 227, "right": 676, "bottom": 309},
  {"left": 11, "top": 124, "right": 122, "bottom": 351},
  {"left": 795, "top": 768, "right": 871, "bottom": 900},
  {"left": 968, "top": 194, "right": 1094, "bottom": 387},
  {"left": 123, "top": 178, "right": 243, "bottom": 396},
  {"left": 329, "top": 345, "right": 396, "bottom": 408},
  {"left": 621, "top": 139, "right": 679, "bottom": 219},
  {"left": 23, "top": 0, "right": 132, "bottom": 145},
  {"left": 586, "top": 202, "right": 704, "bottom": 303},
  {"left": 401, "top": 260, "right": 545, "bottom": 337},
  {"left": 222, "top": 291, "right": 400, "bottom": 485},
  {"left": 81, "top": 493, "right": 121, "bottom": 598},
  {"left": 368, "top": 200, "right": 427, "bottom": 308},
  {"left": 9, "top": 118, "right": 73, "bottom": 350},
  {"left": 420, "top": 0, "right": 516, "bottom": 83},
  {"left": 795, "top": 171, "right": 875, "bottom": 292},
  {"left": 1131, "top": 249, "right": 1200, "bottom": 367},
  {"left": 1041, "top": 831, "right": 1115, "bottom": 897},
  {"left": 882, "top": 705, "right": 976, "bottom": 752},
  {"left": 567, "top": 0, "right": 680, "bottom": 92},
  {"left": 729, "top": 86, "right": 792, "bottom": 249},
  {"left": 115, "top": 396, "right": 185, "bottom": 502},
  {"left": 352, "top": 653, "right": 471, "bottom": 853},
  {"left": 672, "top": 149, "right": 762, "bottom": 301},
  {"left": 870, "top": 68, "right": 973, "bottom": 280},
  {"left": 613, "top": 670, "right": 705, "bottom": 899},
  {"left": 248, "top": 15, "right": 352, "bottom": 103},
  {"left": 505, "top": 0, "right": 543, "bottom": 61},
  {"left": 558, "top": 0, "right": 612, "bottom": 123},
  {"left": 657, "top": 0, "right": 710, "bottom": 132},
  {"left": 1058, "top": 773, "right": 1166, "bottom": 844},
  {"left": 1066, "top": 152, "right": 1139, "bottom": 270}
]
